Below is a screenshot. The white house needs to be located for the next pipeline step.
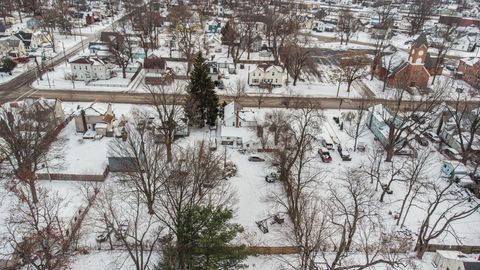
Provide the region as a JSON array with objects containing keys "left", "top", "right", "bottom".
[
  {"left": 223, "top": 101, "right": 257, "bottom": 128},
  {"left": 248, "top": 63, "right": 284, "bottom": 86},
  {"left": 433, "top": 250, "right": 480, "bottom": 270},
  {"left": 69, "top": 56, "right": 113, "bottom": 82},
  {"left": 452, "top": 34, "right": 477, "bottom": 52}
]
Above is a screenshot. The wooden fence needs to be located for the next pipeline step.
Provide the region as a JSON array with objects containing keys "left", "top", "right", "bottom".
[{"left": 36, "top": 166, "right": 109, "bottom": 182}]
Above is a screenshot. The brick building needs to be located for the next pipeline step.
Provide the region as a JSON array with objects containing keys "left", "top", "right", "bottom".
[
  {"left": 373, "top": 33, "right": 439, "bottom": 89},
  {"left": 457, "top": 57, "right": 480, "bottom": 89}
]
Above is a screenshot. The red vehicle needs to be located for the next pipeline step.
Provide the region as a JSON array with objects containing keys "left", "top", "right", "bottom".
[{"left": 318, "top": 148, "right": 332, "bottom": 162}]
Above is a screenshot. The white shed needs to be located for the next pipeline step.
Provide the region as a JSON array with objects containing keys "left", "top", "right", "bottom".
[{"left": 433, "top": 250, "right": 480, "bottom": 270}]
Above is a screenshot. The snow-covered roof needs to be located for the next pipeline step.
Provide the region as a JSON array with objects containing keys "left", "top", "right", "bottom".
[
  {"left": 220, "top": 126, "right": 255, "bottom": 140},
  {"left": 461, "top": 57, "right": 480, "bottom": 66},
  {"left": 436, "top": 250, "right": 480, "bottom": 263}
]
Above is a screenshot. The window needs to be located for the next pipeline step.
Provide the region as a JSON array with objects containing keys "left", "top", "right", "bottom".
[
  {"left": 275, "top": 79, "right": 278, "bottom": 83},
  {"left": 85, "top": 66, "right": 87, "bottom": 70},
  {"left": 232, "top": 122, "right": 235, "bottom": 126},
  {"left": 239, "top": 122, "right": 242, "bottom": 127},
  {"left": 409, "top": 81, "right": 416, "bottom": 87},
  {"left": 272, "top": 72, "right": 274, "bottom": 76}
]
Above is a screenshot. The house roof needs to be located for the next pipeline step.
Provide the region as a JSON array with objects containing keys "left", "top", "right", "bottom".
[
  {"left": 413, "top": 32, "right": 429, "bottom": 48},
  {"left": 14, "top": 31, "right": 32, "bottom": 46},
  {"left": 144, "top": 54, "right": 166, "bottom": 70},
  {"left": 424, "top": 53, "right": 438, "bottom": 69},
  {"left": 0, "top": 36, "right": 22, "bottom": 48},
  {"left": 70, "top": 56, "right": 93, "bottom": 64},
  {"left": 253, "top": 63, "right": 282, "bottom": 73},
  {"left": 461, "top": 57, "right": 480, "bottom": 66}
]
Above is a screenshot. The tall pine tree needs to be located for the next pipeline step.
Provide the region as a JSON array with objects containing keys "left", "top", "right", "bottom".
[{"left": 186, "top": 52, "right": 219, "bottom": 127}]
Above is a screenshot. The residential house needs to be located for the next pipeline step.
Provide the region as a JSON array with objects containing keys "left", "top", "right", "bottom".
[
  {"left": 206, "top": 19, "right": 222, "bottom": 33},
  {"left": 373, "top": 33, "right": 437, "bottom": 89},
  {"left": 452, "top": 34, "right": 477, "bottom": 52},
  {"left": 74, "top": 103, "right": 115, "bottom": 137},
  {"left": 219, "top": 101, "right": 258, "bottom": 148},
  {"left": 439, "top": 107, "right": 480, "bottom": 158},
  {"left": 143, "top": 54, "right": 172, "bottom": 85},
  {"left": 248, "top": 63, "right": 284, "bottom": 86},
  {"left": 0, "top": 36, "right": 27, "bottom": 58},
  {"left": 207, "top": 61, "right": 220, "bottom": 83},
  {"left": 14, "top": 31, "right": 34, "bottom": 50},
  {"left": 69, "top": 56, "right": 114, "bottom": 82},
  {"left": 22, "top": 98, "right": 65, "bottom": 126},
  {"left": 222, "top": 101, "right": 257, "bottom": 128},
  {"left": 433, "top": 250, "right": 480, "bottom": 270},
  {"left": 88, "top": 42, "right": 112, "bottom": 60},
  {"left": 26, "top": 18, "right": 40, "bottom": 30},
  {"left": 8, "top": 97, "right": 65, "bottom": 126},
  {"left": 366, "top": 104, "right": 406, "bottom": 149},
  {"left": 457, "top": 57, "right": 480, "bottom": 88}
]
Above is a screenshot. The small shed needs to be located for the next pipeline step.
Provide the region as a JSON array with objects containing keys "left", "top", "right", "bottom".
[{"left": 433, "top": 250, "right": 480, "bottom": 270}]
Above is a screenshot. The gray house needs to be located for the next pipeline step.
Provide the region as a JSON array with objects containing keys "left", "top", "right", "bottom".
[{"left": 366, "top": 104, "right": 406, "bottom": 149}]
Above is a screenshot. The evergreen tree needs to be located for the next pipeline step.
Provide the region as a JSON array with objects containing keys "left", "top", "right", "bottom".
[
  {"left": 186, "top": 52, "right": 219, "bottom": 127},
  {"left": 158, "top": 205, "right": 248, "bottom": 270},
  {"left": 1, "top": 58, "right": 17, "bottom": 75}
]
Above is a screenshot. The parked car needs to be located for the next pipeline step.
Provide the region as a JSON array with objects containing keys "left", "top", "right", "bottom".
[
  {"left": 424, "top": 131, "right": 441, "bottom": 143},
  {"left": 265, "top": 172, "right": 278, "bottom": 183},
  {"left": 318, "top": 148, "right": 332, "bottom": 162},
  {"left": 415, "top": 134, "right": 429, "bottom": 146},
  {"left": 356, "top": 142, "right": 366, "bottom": 152},
  {"left": 395, "top": 148, "right": 417, "bottom": 157},
  {"left": 337, "top": 144, "right": 352, "bottom": 161},
  {"left": 440, "top": 147, "right": 462, "bottom": 161},
  {"left": 320, "top": 137, "right": 334, "bottom": 151},
  {"left": 248, "top": 155, "right": 265, "bottom": 162}
]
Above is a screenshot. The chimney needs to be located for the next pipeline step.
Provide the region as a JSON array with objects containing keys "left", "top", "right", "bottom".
[{"left": 80, "top": 109, "right": 87, "bottom": 132}]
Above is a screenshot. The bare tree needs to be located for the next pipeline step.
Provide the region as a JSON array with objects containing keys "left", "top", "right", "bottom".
[
  {"left": 153, "top": 142, "right": 233, "bottom": 269},
  {"left": 323, "top": 169, "right": 407, "bottom": 269},
  {"left": 38, "top": 8, "right": 59, "bottom": 53},
  {"left": 130, "top": 3, "right": 162, "bottom": 56},
  {"left": 6, "top": 187, "right": 70, "bottom": 270},
  {"left": 431, "top": 24, "right": 456, "bottom": 84},
  {"left": 107, "top": 22, "right": 134, "bottom": 79},
  {"left": 271, "top": 103, "right": 323, "bottom": 230},
  {"left": 379, "top": 87, "right": 444, "bottom": 161},
  {"left": 336, "top": 9, "right": 360, "bottom": 45},
  {"left": 0, "top": 105, "right": 62, "bottom": 204},
  {"left": 280, "top": 41, "right": 313, "bottom": 86},
  {"left": 227, "top": 79, "right": 247, "bottom": 102},
  {"left": 264, "top": 109, "right": 290, "bottom": 147},
  {"left": 169, "top": 5, "right": 198, "bottom": 75},
  {"left": 146, "top": 83, "right": 186, "bottom": 162},
  {"left": 339, "top": 52, "right": 370, "bottom": 93},
  {"left": 446, "top": 93, "right": 480, "bottom": 164},
  {"left": 282, "top": 197, "right": 331, "bottom": 270},
  {"left": 94, "top": 186, "right": 163, "bottom": 270},
  {"left": 342, "top": 97, "right": 370, "bottom": 150},
  {"left": 414, "top": 180, "right": 480, "bottom": 259},
  {"left": 408, "top": 0, "right": 439, "bottom": 36},
  {"left": 370, "top": 1, "right": 394, "bottom": 80},
  {"left": 108, "top": 111, "right": 167, "bottom": 215},
  {"left": 397, "top": 151, "right": 430, "bottom": 226},
  {"left": 264, "top": 4, "right": 300, "bottom": 64}
]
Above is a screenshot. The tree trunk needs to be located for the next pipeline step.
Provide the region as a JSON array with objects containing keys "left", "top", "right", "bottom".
[
  {"left": 122, "top": 67, "right": 127, "bottom": 79},
  {"left": 385, "top": 146, "right": 394, "bottom": 162},
  {"left": 166, "top": 140, "right": 173, "bottom": 162},
  {"left": 415, "top": 241, "right": 428, "bottom": 259},
  {"left": 346, "top": 81, "right": 352, "bottom": 92},
  {"left": 29, "top": 179, "right": 39, "bottom": 204}
]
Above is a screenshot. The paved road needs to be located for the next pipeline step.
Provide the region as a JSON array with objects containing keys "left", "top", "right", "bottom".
[{"left": 16, "top": 89, "right": 479, "bottom": 110}]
